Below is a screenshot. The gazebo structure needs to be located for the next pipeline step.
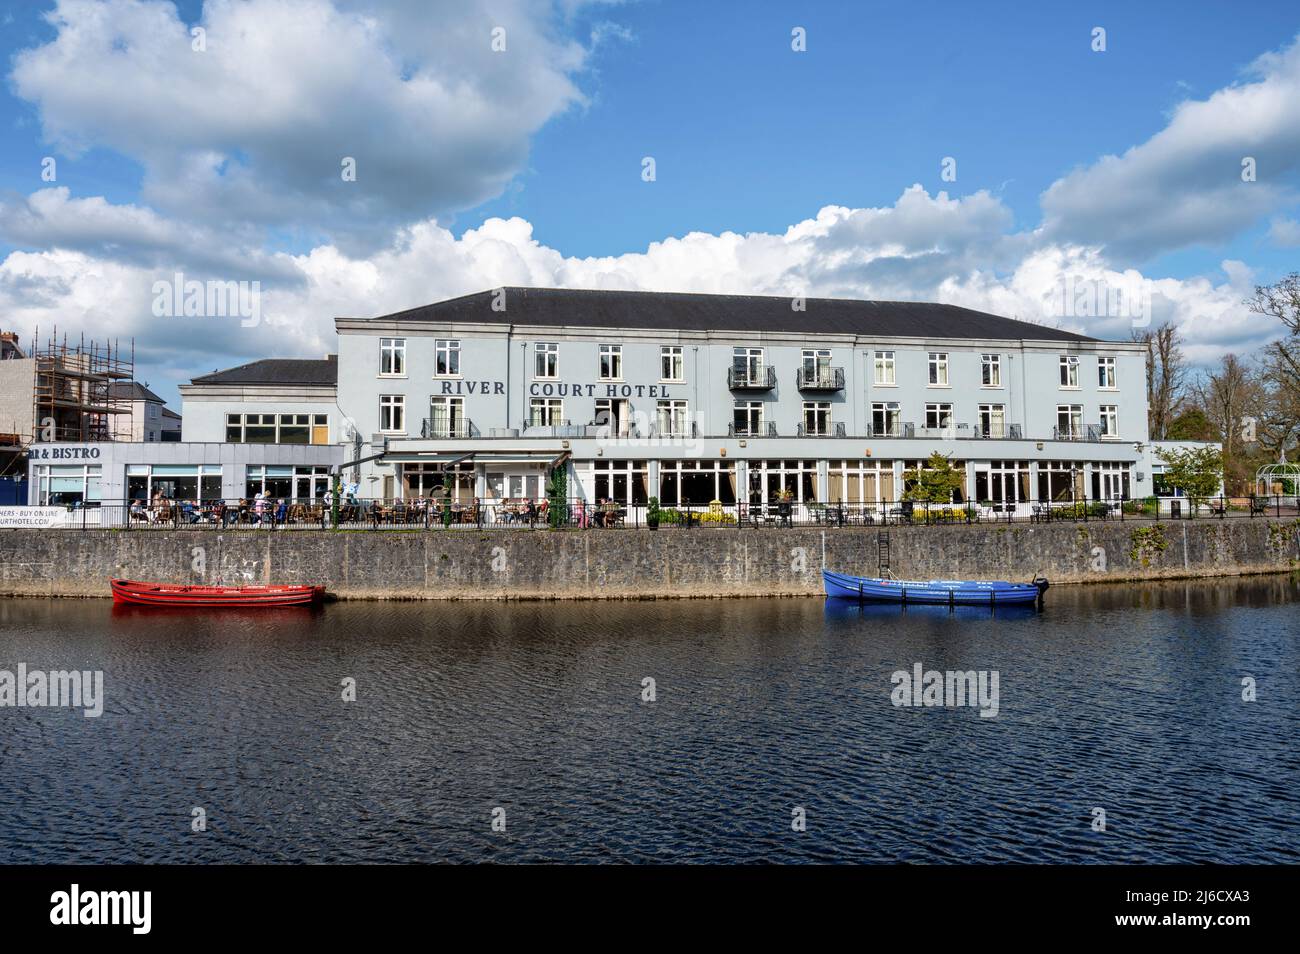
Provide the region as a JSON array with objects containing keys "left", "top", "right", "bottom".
[{"left": 1255, "top": 462, "right": 1300, "bottom": 500}]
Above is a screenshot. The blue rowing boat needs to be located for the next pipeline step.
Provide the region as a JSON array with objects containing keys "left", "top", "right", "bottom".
[{"left": 823, "top": 569, "right": 1048, "bottom": 606}]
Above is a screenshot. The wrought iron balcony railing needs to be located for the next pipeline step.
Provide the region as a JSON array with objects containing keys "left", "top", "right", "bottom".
[
  {"left": 727, "top": 365, "right": 777, "bottom": 390},
  {"left": 420, "top": 417, "right": 478, "bottom": 439},
  {"left": 796, "top": 421, "right": 846, "bottom": 437},
  {"left": 728, "top": 421, "right": 778, "bottom": 438},
  {"left": 794, "top": 366, "right": 845, "bottom": 391}
]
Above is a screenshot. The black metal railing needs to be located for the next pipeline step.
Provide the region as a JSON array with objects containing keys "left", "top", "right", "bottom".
[
  {"left": 795, "top": 366, "right": 845, "bottom": 391},
  {"left": 796, "top": 422, "right": 846, "bottom": 438},
  {"left": 728, "top": 421, "right": 777, "bottom": 438},
  {"left": 420, "top": 417, "right": 477, "bottom": 439},
  {"left": 727, "top": 365, "right": 777, "bottom": 390},
  {"left": 18, "top": 494, "right": 1293, "bottom": 532}
]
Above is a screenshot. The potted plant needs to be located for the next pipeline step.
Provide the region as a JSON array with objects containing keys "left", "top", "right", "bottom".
[
  {"left": 775, "top": 487, "right": 793, "bottom": 519},
  {"left": 647, "top": 496, "right": 661, "bottom": 530}
]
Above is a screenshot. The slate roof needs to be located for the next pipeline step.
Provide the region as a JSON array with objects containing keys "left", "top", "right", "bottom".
[
  {"left": 361, "top": 287, "right": 1097, "bottom": 342},
  {"left": 190, "top": 355, "right": 338, "bottom": 386},
  {"left": 107, "top": 381, "right": 166, "bottom": 403}
]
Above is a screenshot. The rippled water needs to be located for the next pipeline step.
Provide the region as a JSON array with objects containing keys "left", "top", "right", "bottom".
[{"left": 1, "top": 577, "right": 1297, "bottom": 863}]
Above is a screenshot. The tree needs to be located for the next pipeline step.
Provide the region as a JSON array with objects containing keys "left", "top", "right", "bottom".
[
  {"left": 902, "top": 452, "right": 965, "bottom": 504},
  {"left": 1246, "top": 274, "right": 1300, "bottom": 461},
  {"left": 1166, "top": 407, "right": 1216, "bottom": 442},
  {"left": 1156, "top": 445, "right": 1224, "bottom": 511},
  {"left": 1133, "top": 322, "right": 1186, "bottom": 440},
  {"left": 1193, "top": 353, "right": 1263, "bottom": 494}
]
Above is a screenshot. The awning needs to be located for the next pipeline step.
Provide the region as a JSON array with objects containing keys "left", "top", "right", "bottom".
[{"left": 383, "top": 450, "right": 564, "bottom": 466}]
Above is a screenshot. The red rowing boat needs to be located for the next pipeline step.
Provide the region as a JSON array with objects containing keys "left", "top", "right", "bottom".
[{"left": 110, "top": 578, "right": 325, "bottom": 607}]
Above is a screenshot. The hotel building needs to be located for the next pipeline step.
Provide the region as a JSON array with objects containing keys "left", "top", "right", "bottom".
[{"left": 156, "top": 287, "right": 1163, "bottom": 516}]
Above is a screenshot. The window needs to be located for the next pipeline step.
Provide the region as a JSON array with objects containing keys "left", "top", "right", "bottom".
[
  {"left": 924, "top": 403, "right": 953, "bottom": 430},
  {"left": 594, "top": 399, "right": 631, "bottom": 436},
  {"left": 599, "top": 344, "right": 622, "bottom": 380},
  {"left": 661, "top": 346, "right": 684, "bottom": 382},
  {"left": 1059, "top": 355, "right": 1080, "bottom": 388},
  {"left": 534, "top": 342, "right": 558, "bottom": 379},
  {"left": 803, "top": 402, "right": 831, "bottom": 436},
  {"left": 871, "top": 401, "right": 901, "bottom": 437},
  {"left": 732, "top": 347, "right": 765, "bottom": 384},
  {"left": 733, "top": 401, "right": 764, "bottom": 436},
  {"left": 591, "top": 459, "right": 651, "bottom": 506},
  {"left": 435, "top": 339, "right": 460, "bottom": 377},
  {"left": 1098, "top": 357, "right": 1116, "bottom": 389},
  {"left": 978, "top": 404, "right": 1005, "bottom": 438},
  {"left": 1056, "top": 404, "right": 1083, "bottom": 439},
  {"left": 380, "top": 395, "right": 405, "bottom": 433},
  {"left": 658, "top": 459, "right": 737, "bottom": 507},
  {"left": 747, "top": 459, "right": 818, "bottom": 505},
  {"left": 529, "top": 398, "right": 564, "bottom": 427},
  {"left": 225, "top": 413, "right": 329, "bottom": 445},
  {"left": 801, "top": 349, "right": 833, "bottom": 387},
  {"left": 981, "top": 354, "right": 1002, "bottom": 387},
  {"left": 35, "top": 463, "right": 103, "bottom": 506},
  {"left": 828, "top": 459, "right": 896, "bottom": 506},
  {"left": 1099, "top": 404, "right": 1118, "bottom": 439},
  {"left": 427, "top": 396, "right": 465, "bottom": 438},
  {"left": 928, "top": 352, "right": 948, "bottom": 386},
  {"left": 380, "top": 338, "right": 405, "bottom": 376},
  {"left": 874, "top": 351, "right": 896, "bottom": 385},
  {"left": 657, "top": 399, "right": 690, "bottom": 437}
]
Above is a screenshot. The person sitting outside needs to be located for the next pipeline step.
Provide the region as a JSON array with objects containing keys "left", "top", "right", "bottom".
[{"left": 275, "top": 498, "right": 289, "bottom": 526}]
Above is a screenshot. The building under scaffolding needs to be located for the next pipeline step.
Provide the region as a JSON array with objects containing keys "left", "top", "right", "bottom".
[{"left": 32, "top": 331, "right": 134, "bottom": 443}]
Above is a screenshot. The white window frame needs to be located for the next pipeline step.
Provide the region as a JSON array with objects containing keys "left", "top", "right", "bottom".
[
  {"left": 661, "top": 346, "right": 685, "bottom": 383},
  {"left": 1059, "top": 355, "right": 1080, "bottom": 389},
  {"left": 1056, "top": 404, "right": 1083, "bottom": 438},
  {"left": 428, "top": 396, "right": 465, "bottom": 437},
  {"left": 978, "top": 403, "right": 1005, "bottom": 438},
  {"left": 928, "top": 352, "right": 949, "bottom": 387},
  {"left": 379, "top": 395, "right": 406, "bottom": 434},
  {"left": 874, "top": 350, "right": 896, "bottom": 386},
  {"left": 434, "top": 339, "right": 461, "bottom": 378},
  {"left": 733, "top": 400, "right": 764, "bottom": 436},
  {"left": 529, "top": 397, "right": 564, "bottom": 427},
  {"left": 534, "top": 342, "right": 559, "bottom": 380},
  {"left": 657, "top": 399, "right": 690, "bottom": 437},
  {"left": 599, "top": 344, "right": 623, "bottom": 381},
  {"left": 379, "top": 337, "right": 406, "bottom": 377},
  {"left": 1098, "top": 356, "right": 1117, "bottom": 390},
  {"left": 1099, "top": 404, "right": 1119, "bottom": 439},
  {"left": 871, "top": 401, "right": 901, "bottom": 436},
  {"left": 981, "top": 353, "right": 1002, "bottom": 388},
  {"left": 924, "top": 402, "right": 953, "bottom": 430},
  {"left": 802, "top": 401, "right": 832, "bottom": 436}
]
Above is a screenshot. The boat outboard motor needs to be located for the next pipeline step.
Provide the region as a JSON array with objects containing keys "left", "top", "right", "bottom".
[{"left": 1033, "top": 577, "right": 1050, "bottom": 604}]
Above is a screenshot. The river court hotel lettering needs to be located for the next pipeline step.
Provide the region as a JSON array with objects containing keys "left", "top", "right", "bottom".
[{"left": 436, "top": 379, "right": 677, "bottom": 399}]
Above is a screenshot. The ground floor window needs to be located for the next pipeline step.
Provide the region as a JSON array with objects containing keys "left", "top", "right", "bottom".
[
  {"left": 973, "top": 460, "right": 1029, "bottom": 509},
  {"left": 660, "top": 459, "right": 736, "bottom": 506},
  {"left": 592, "top": 459, "right": 650, "bottom": 505},
  {"left": 243, "top": 466, "right": 327, "bottom": 502},
  {"left": 35, "top": 464, "right": 102, "bottom": 506},
  {"left": 226, "top": 413, "right": 328, "bottom": 444},
  {"left": 827, "top": 460, "right": 895, "bottom": 504},
  {"left": 403, "top": 462, "right": 475, "bottom": 502},
  {"left": 1037, "top": 460, "right": 1084, "bottom": 502},
  {"left": 128, "top": 464, "right": 222, "bottom": 503},
  {"left": 1091, "top": 461, "right": 1131, "bottom": 500},
  {"left": 747, "top": 459, "right": 817, "bottom": 505}
]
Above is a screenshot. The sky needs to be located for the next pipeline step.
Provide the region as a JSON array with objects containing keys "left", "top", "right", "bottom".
[{"left": 1, "top": 0, "right": 1299, "bottom": 409}]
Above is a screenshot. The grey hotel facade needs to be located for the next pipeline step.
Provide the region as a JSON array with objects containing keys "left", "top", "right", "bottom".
[
  {"left": 145, "top": 287, "right": 1162, "bottom": 518},
  {"left": 29, "top": 287, "right": 1191, "bottom": 515}
]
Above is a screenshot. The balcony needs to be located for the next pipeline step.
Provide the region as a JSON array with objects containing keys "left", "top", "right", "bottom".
[
  {"left": 866, "top": 422, "right": 915, "bottom": 439},
  {"left": 729, "top": 421, "right": 777, "bottom": 438},
  {"left": 420, "top": 417, "right": 479, "bottom": 439},
  {"left": 974, "top": 423, "right": 1024, "bottom": 440},
  {"left": 796, "top": 422, "right": 847, "bottom": 438},
  {"left": 727, "top": 365, "right": 777, "bottom": 390},
  {"left": 1052, "top": 425, "right": 1100, "bottom": 442},
  {"left": 794, "top": 366, "right": 845, "bottom": 391},
  {"left": 650, "top": 420, "right": 699, "bottom": 439}
]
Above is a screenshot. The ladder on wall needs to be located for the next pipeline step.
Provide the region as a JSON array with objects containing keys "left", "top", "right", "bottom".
[{"left": 877, "top": 530, "right": 891, "bottom": 579}]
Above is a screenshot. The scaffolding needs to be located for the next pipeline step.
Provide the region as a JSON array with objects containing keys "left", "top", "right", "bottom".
[{"left": 31, "top": 329, "right": 134, "bottom": 443}]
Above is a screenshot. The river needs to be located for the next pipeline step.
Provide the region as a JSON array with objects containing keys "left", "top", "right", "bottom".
[{"left": 1, "top": 577, "right": 1297, "bottom": 863}]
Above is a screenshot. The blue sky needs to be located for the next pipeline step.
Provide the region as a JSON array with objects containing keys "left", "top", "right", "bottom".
[{"left": 1, "top": 0, "right": 1299, "bottom": 406}]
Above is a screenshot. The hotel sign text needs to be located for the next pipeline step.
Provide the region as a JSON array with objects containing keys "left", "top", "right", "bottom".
[
  {"left": 29, "top": 446, "right": 102, "bottom": 461},
  {"left": 437, "top": 380, "right": 676, "bottom": 398}
]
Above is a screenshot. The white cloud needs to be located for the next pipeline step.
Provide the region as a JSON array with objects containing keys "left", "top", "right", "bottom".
[
  {"left": 10, "top": 0, "right": 601, "bottom": 247},
  {"left": 1268, "top": 216, "right": 1300, "bottom": 247},
  {"left": 1041, "top": 33, "right": 1300, "bottom": 260},
  {"left": 1, "top": 187, "right": 1278, "bottom": 401}
]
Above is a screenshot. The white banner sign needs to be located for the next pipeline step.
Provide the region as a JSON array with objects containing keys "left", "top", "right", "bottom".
[{"left": 0, "top": 506, "right": 100, "bottom": 529}]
